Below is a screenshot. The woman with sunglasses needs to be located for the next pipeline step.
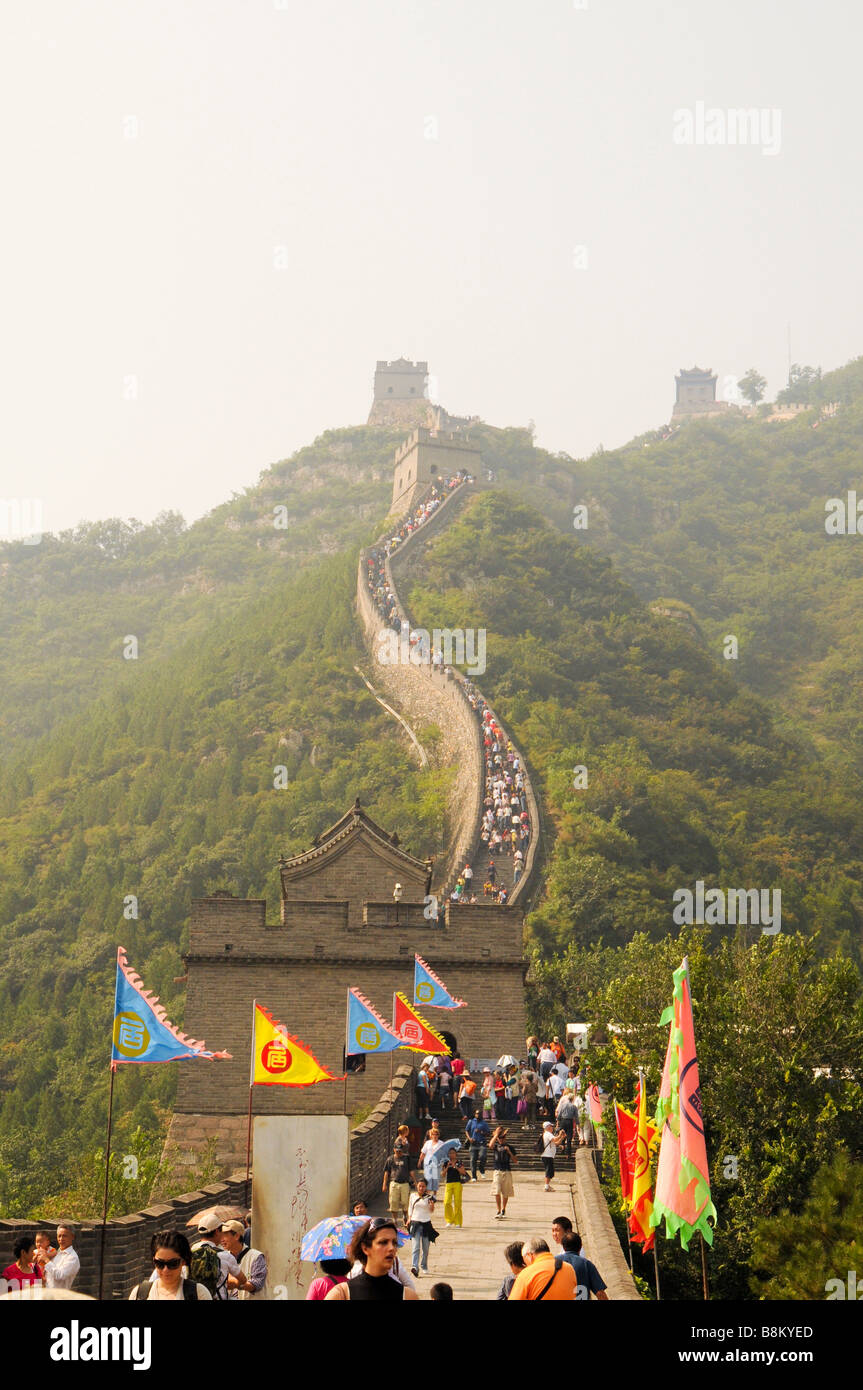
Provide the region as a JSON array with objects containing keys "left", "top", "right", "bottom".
[
  {"left": 129, "top": 1231, "right": 213, "bottom": 1300},
  {"left": 324, "top": 1218, "right": 418, "bottom": 1301}
]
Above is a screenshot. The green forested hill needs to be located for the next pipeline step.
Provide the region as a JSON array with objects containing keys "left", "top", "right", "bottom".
[
  {"left": 2, "top": 362, "right": 863, "bottom": 1218},
  {"left": 0, "top": 425, "right": 402, "bottom": 749},
  {"left": 404, "top": 492, "right": 863, "bottom": 957},
  {"left": 464, "top": 358, "right": 863, "bottom": 781}
]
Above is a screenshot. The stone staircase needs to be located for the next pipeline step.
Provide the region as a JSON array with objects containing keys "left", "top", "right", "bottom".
[{"left": 421, "top": 1092, "right": 599, "bottom": 1177}]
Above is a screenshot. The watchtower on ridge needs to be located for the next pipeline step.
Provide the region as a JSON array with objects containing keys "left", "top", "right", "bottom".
[{"left": 391, "top": 427, "right": 483, "bottom": 513}]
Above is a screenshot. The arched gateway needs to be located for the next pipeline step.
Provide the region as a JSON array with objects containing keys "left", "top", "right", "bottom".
[{"left": 166, "top": 800, "right": 527, "bottom": 1173}]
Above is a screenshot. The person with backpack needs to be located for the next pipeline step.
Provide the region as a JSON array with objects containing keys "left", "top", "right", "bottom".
[
  {"left": 129, "top": 1231, "right": 213, "bottom": 1301},
  {"left": 508, "top": 1238, "right": 577, "bottom": 1300},
  {"left": 190, "top": 1213, "right": 241, "bottom": 1299}
]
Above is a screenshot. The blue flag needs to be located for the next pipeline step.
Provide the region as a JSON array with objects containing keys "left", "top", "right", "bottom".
[
  {"left": 346, "top": 988, "right": 404, "bottom": 1055},
  {"left": 414, "top": 954, "right": 466, "bottom": 1009},
  {"left": 112, "top": 948, "right": 231, "bottom": 1065}
]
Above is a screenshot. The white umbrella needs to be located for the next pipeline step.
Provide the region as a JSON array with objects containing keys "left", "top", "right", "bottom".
[{"left": 497, "top": 1054, "right": 518, "bottom": 1068}]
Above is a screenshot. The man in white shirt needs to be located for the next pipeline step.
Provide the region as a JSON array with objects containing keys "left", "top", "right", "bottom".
[
  {"left": 44, "top": 1223, "right": 80, "bottom": 1291},
  {"left": 192, "top": 1215, "right": 242, "bottom": 1299}
]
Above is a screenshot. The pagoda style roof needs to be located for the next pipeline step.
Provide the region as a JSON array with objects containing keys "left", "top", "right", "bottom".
[
  {"left": 279, "top": 798, "right": 432, "bottom": 888},
  {"left": 676, "top": 366, "right": 716, "bottom": 379},
  {"left": 312, "top": 797, "right": 401, "bottom": 849}
]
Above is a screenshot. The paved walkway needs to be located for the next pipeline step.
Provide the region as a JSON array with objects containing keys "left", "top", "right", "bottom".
[{"left": 371, "top": 1169, "right": 586, "bottom": 1301}]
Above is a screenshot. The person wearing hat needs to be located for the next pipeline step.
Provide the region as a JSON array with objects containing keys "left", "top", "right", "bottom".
[
  {"left": 457, "top": 1070, "right": 477, "bottom": 1120},
  {"left": 220, "top": 1221, "right": 268, "bottom": 1300},
  {"left": 541, "top": 1122, "right": 566, "bottom": 1192},
  {"left": 191, "top": 1214, "right": 242, "bottom": 1300}
]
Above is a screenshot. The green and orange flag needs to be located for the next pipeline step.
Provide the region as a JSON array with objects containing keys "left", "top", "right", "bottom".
[
  {"left": 629, "top": 1071, "right": 659, "bottom": 1251},
  {"left": 651, "top": 958, "right": 717, "bottom": 1250}
]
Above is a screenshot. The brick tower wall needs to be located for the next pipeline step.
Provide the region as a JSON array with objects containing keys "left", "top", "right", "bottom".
[{"left": 174, "top": 895, "right": 525, "bottom": 1129}]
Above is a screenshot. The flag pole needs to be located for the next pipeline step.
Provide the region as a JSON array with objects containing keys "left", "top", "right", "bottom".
[
  {"left": 245, "top": 1000, "right": 257, "bottom": 1209},
  {"left": 652, "top": 1242, "right": 662, "bottom": 1300},
  {"left": 98, "top": 1062, "right": 116, "bottom": 1301},
  {"left": 699, "top": 1232, "right": 710, "bottom": 1299},
  {"left": 344, "top": 989, "right": 350, "bottom": 1118}
]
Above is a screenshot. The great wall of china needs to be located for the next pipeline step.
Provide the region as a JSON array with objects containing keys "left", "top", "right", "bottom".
[{"left": 0, "top": 419, "right": 639, "bottom": 1299}]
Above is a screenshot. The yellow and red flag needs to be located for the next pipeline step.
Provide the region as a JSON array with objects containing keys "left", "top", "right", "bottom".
[
  {"left": 629, "top": 1071, "right": 659, "bottom": 1251},
  {"left": 393, "top": 993, "right": 451, "bottom": 1054},
  {"left": 651, "top": 958, "right": 717, "bottom": 1250},
  {"left": 250, "top": 1002, "right": 343, "bottom": 1087},
  {"left": 614, "top": 1102, "right": 637, "bottom": 1207}
]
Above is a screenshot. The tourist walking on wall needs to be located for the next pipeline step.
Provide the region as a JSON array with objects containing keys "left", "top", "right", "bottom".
[
  {"left": 2, "top": 1236, "right": 42, "bottom": 1291},
  {"left": 458, "top": 1072, "right": 477, "bottom": 1120},
  {"left": 307, "top": 1259, "right": 351, "bottom": 1299},
  {"left": 221, "top": 1220, "right": 268, "bottom": 1299},
  {"left": 43, "top": 1223, "right": 80, "bottom": 1292},
  {"left": 419, "top": 1122, "right": 449, "bottom": 1195},
  {"left": 415, "top": 1064, "right": 431, "bottom": 1120},
  {"left": 407, "top": 1180, "right": 436, "bottom": 1277},
  {"left": 382, "top": 1144, "right": 414, "bottom": 1225},
  {"left": 443, "top": 1153, "right": 468, "bottom": 1227},
  {"left": 520, "top": 1069, "right": 538, "bottom": 1129},
  {"left": 325, "top": 1219, "right": 418, "bottom": 1300},
  {"left": 508, "top": 1239, "right": 577, "bottom": 1301},
  {"left": 466, "top": 1111, "right": 491, "bottom": 1179},
  {"left": 130, "top": 1231, "right": 213, "bottom": 1301},
  {"left": 489, "top": 1126, "right": 517, "bottom": 1219},
  {"left": 540, "top": 1121, "right": 566, "bottom": 1192},
  {"left": 555, "top": 1092, "right": 578, "bottom": 1159},
  {"left": 496, "top": 1241, "right": 526, "bottom": 1300}
]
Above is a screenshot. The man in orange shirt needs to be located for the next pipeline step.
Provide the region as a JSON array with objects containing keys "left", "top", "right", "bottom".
[{"left": 508, "top": 1238, "right": 578, "bottom": 1300}]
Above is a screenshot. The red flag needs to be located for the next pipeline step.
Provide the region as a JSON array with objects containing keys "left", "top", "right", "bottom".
[
  {"left": 392, "top": 993, "right": 451, "bottom": 1054},
  {"left": 614, "top": 1102, "right": 638, "bottom": 1207}
]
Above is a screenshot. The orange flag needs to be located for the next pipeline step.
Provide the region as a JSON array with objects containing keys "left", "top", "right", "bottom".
[
  {"left": 392, "top": 993, "right": 451, "bottom": 1054},
  {"left": 629, "top": 1071, "right": 659, "bottom": 1251},
  {"left": 251, "top": 1002, "right": 344, "bottom": 1087},
  {"left": 652, "top": 958, "right": 717, "bottom": 1249}
]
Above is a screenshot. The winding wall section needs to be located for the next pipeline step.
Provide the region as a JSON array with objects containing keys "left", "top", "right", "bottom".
[{"left": 356, "top": 479, "right": 541, "bottom": 904}]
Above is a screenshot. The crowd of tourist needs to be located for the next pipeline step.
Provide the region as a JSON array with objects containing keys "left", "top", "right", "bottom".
[
  {"left": 365, "top": 470, "right": 473, "bottom": 641},
  {"left": 365, "top": 472, "right": 532, "bottom": 906}
]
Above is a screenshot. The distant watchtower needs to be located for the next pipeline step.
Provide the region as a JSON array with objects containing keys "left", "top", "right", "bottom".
[
  {"left": 391, "top": 427, "right": 483, "bottom": 513},
  {"left": 368, "top": 358, "right": 432, "bottom": 427},
  {"left": 672, "top": 365, "right": 736, "bottom": 420},
  {"left": 375, "top": 358, "right": 428, "bottom": 401}
]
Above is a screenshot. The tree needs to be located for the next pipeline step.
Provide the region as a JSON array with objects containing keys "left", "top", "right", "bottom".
[
  {"left": 750, "top": 1151, "right": 863, "bottom": 1299},
  {"left": 737, "top": 368, "right": 766, "bottom": 405},
  {"left": 776, "top": 363, "right": 822, "bottom": 406}
]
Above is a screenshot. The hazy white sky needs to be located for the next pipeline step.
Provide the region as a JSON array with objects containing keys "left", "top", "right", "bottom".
[{"left": 3, "top": 0, "right": 861, "bottom": 534}]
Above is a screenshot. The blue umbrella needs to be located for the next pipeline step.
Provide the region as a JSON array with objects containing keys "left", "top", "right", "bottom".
[{"left": 300, "top": 1215, "right": 409, "bottom": 1264}]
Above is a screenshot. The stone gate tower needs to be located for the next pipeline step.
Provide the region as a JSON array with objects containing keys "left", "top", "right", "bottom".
[{"left": 166, "top": 800, "right": 526, "bottom": 1174}]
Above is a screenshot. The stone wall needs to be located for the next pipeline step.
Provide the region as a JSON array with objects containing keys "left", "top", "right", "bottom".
[
  {"left": 573, "top": 1149, "right": 642, "bottom": 1301},
  {"left": 0, "top": 1173, "right": 251, "bottom": 1301},
  {"left": 0, "top": 1068, "right": 416, "bottom": 1299},
  {"left": 357, "top": 479, "right": 542, "bottom": 905}
]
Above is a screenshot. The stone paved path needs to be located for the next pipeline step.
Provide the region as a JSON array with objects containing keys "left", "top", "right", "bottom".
[{"left": 369, "top": 1168, "right": 586, "bottom": 1301}]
